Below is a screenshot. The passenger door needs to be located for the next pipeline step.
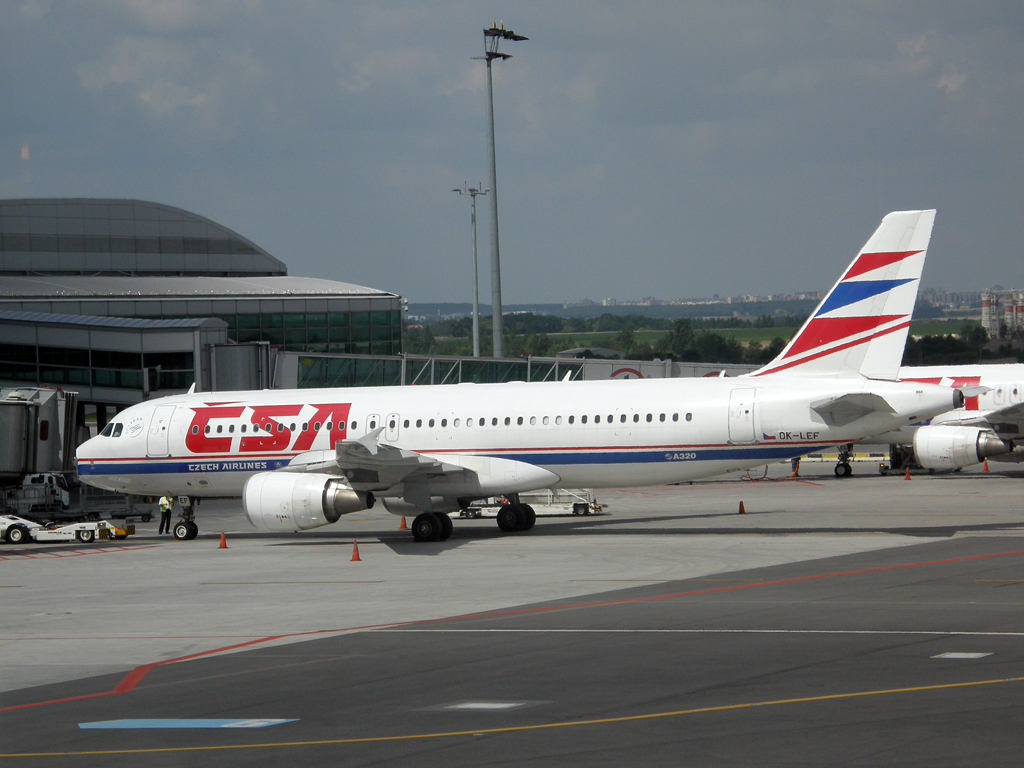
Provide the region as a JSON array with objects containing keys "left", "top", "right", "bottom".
[
  {"left": 147, "top": 405, "right": 176, "bottom": 457},
  {"left": 728, "top": 388, "right": 756, "bottom": 444}
]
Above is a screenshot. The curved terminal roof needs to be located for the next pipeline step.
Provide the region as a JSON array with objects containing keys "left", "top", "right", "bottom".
[
  {"left": 0, "top": 198, "right": 286, "bottom": 277},
  {"left": 0, "top": 309, "right": 227, "bottom": 329},
  {"left": 0, "top": 276, "right": 394, "bottom": 299}
]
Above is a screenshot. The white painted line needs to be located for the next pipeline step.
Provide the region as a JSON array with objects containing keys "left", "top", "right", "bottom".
[
  {"left": 446, "top": 702, "right": 523, "bottom": 711},
  {"left": 932, "top": 652, "right": 993, "bottom": 659}
]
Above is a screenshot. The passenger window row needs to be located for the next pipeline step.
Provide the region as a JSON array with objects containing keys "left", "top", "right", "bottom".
[
  {"left": 109, "top": 410, "right": 697, "bottom": 438},
  {"left": 196, "top": 420, "right": 351, "bottom": 436},
  {"left": 372, "top": 412, "right": 695, "bottom": 430}
]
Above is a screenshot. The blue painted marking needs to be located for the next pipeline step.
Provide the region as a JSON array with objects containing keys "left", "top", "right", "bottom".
[
  {"left": 79, "top": 719, "right": 297, "bottom": 729},
  {"left": 493, "top": 445, "right": 812, "bottom": 465},
  {"left": 79, "top": 445, "right": 818, "bottom": 477},
  {"left": 78, "top": 458, "right": 292, "bottom": 476},
  {"left": 815, "top": 279, "right": 914, "bottom": 316}
]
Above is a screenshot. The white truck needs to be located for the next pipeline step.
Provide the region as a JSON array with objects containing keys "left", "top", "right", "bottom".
[
  {"left": 0, "top": 514, "right": 128, "bottom": 545},
  {"left": 2, "top": 473, "right": 71, "bottom": 518}
]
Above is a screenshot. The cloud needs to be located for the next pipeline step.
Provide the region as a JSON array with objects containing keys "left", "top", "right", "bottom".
[{"left": 937, "top": 72, "right": 967, "bottom": 93}]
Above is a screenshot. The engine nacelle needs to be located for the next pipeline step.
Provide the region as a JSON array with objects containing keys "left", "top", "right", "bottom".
[
  {"left": 912, "top": 426, "right": 1012, "bottom": 470},
  {"left": 243, "top": 472, "right": 374, "bottom": 532}
]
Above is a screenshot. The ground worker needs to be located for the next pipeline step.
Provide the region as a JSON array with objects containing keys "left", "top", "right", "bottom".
[
  {"left": 158, "top": 494, "right": 173, "bottom": 534},
  {"left": 790, "top": 456, "right": 801, "bottom": 478}
]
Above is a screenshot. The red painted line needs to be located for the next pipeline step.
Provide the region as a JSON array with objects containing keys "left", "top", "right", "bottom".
[
  {"left": 5, "top": 548, "right": 1023, "bottom": 713},
  {"left": 432, "top": 549, "right": 1024, "bottom": 623}
]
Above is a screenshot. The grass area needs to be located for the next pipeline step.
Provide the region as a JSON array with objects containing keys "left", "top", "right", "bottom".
[{"left": 909, "top": 319, "right": 973, "bottom": 336}]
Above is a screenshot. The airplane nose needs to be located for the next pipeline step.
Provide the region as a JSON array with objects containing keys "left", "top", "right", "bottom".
[{"left": 75, "top": 436, "right": 98, "bottom": 465}]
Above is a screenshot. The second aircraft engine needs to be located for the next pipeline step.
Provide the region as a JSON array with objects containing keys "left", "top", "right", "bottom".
[
  {"left": 912, "top": 425, "right": 1012, "bottom": 470},
  {"left": 243, "top": 471, "right": 374, "bottom": 532}
]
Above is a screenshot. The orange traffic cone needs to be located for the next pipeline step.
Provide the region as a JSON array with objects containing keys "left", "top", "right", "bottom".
[
  {"left": 351, "top": 540, "right": 361, "bottom": 562},
  {"left": 738, "top": 501, "right": 746, "bottom": 515},
  {"left": 904, "top": 466, "right": 911, "bottom": 480},
  {"left": 219, "top": 532, "right": 227, "bottom": 549},
  {"left": 399, "top": 516, "right": 407, "bottom": 530},
  {"left": 983, "top": 459, "right": 989, "bottom": 473}
]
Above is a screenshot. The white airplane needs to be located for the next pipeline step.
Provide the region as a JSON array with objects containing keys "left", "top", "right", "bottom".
[
  {"left": 867, "top": 363, "right": 1024, "bottom": 471},
  {"left": 76, "top": 209, "right": 965, "bottom": 542}
]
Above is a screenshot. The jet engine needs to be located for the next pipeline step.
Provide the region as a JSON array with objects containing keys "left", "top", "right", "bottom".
[
  {"left": 912, "top": 426, "right": 1012, "bottom": 470},
  {"left": 243, "top": 472, "right": 374, "bottom": 532}
]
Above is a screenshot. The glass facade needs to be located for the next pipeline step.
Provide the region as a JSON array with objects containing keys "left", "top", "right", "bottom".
[
  {"left": 214, "top": 309, "right": 402, "bottom": 355},
  {"left": 0, "top": 343, "right": 195, "bottom": 391}
]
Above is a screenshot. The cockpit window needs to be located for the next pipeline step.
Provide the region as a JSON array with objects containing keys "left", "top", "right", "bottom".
[
  {"left": 100, "top": 423, "right": 114, "bottom": 437},
  {"left": 112, "top": 423, "right": 123, "bottom": 437}
]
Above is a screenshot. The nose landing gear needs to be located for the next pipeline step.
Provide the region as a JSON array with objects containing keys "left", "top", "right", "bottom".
[{"left": 172, "top": 496, "right": 199, "bottom": 540}]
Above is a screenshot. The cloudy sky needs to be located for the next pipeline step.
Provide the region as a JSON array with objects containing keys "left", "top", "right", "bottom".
[{"left": 2, "top": 1, "right": 1023, "bottom": 303}]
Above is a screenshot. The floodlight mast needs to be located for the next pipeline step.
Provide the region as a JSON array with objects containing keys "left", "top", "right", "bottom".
[
  {"left": 478, "top": 21, "right": 527, "bottom": 358},
  {"left": 453, "top": 185, "right": 489, "bottom": 358}
]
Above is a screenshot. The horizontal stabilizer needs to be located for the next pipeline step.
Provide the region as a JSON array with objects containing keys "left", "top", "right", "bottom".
[{"left": 811, "top": 392, "right": 894, "bottom": 427}]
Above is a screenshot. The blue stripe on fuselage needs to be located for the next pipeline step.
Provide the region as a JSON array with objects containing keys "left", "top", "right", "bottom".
[{"left": 77, "top": 445, "right": 815, "bottom": 476}]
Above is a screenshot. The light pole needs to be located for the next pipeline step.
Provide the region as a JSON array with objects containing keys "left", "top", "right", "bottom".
[
  {"left": 478, "top": 21, "right": 527, "bottom": 358},
  {"left": 452, "top": 185, "right": 488, "bottom": 357}
]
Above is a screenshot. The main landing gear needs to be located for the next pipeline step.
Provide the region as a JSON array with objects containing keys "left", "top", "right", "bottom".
[
  {"left": 496, "top": 503, "right": 536, "bottom": 533},
  {"left": 410, "top": 501, "right": 537, "bottom": 542},
  {"left": 834, "top": 443, "right": 854, "bottom": 478},
  {"left": 172, "top": 495, "right": 199, "bottom": 541},
  {"left": 411, "top": 512, "right": 454, "bottom": 543}
]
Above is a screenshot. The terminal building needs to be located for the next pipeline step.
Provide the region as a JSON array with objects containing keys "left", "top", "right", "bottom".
[
  {"left": 0, "top": 198, "right": 403, "bottom": 428},
  {"left": 0, "top": 197, "right": 747, "bottom": 440}
]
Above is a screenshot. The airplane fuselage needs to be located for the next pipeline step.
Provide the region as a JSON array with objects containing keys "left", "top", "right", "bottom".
[{"left": 77, "top": 376, "right": 959, "bottom": 499}]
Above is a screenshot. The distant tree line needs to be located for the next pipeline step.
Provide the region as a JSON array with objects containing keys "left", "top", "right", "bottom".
[
  {"left": 405, "top": 315, "right": 1024, "bottom": 366},
  {"left": 901, "top": 322, "right": 1022, "bottom": 365},
  {"left": 404, "top": 312, "right": 799, "bottom": 364}
]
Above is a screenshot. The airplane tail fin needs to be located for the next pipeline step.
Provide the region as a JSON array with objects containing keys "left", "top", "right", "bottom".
[{"left": 749, "top": 209, "right": 936, "bottom": 380}]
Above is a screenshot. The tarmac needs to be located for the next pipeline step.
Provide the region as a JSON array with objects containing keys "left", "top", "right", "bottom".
[{"left": 2, "top": 458, "right": 1023, "bottom": 765}]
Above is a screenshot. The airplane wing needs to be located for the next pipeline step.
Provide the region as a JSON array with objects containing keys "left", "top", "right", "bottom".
[
  {"left": 810, "top": 392, "right": 895, "bottom": 427},
  {"left": 285, "top": 428, "right": 473, "bottom": 491},
  {"left": 283, "top": 427, "right": 561, "bottom": 507},
  {"left": 935, "top": 401, "right": 1024, "bottom": 439}
]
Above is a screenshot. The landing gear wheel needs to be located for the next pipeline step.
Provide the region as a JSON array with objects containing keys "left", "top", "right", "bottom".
[
  {"left": 186, "top": 521, "right": 199, "bottom": 540},
  {"left": 520, "top": 504, "right": 537, "bottom": 531},
  {"left": 497, "top": 504, "right": 521, "bottom": 532},
  {"left": 76, "top": 529, "right": 95, "bottom": 543},
  {"left": 172, "top": 521, "right": 191, "bottom": 541},
  {"left": 6, "top": 525, "right": 28, "bottom": 544},
  {"left": 834, "top": 463, "right": 853, "bottom": 478},
  {"left": 437, "top": 513, "right": 453, "bottom": 541},
  {"left": 411, "top": 513, "right": 441, "bottom": 542}
]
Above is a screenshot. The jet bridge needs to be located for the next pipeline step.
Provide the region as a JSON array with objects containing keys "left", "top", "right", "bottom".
[{"left": 0, "top": 387, "right": 78, "bottom": 485}]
